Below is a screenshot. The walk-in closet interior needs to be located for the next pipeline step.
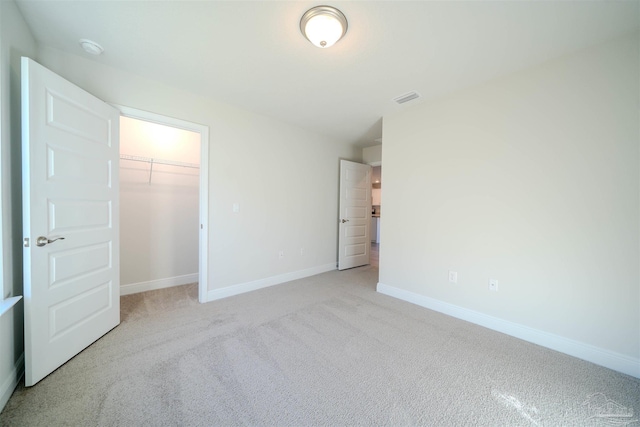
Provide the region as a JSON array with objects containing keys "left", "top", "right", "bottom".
[{"left": 119, "top": 117, "right": 200, "bottom": 295}]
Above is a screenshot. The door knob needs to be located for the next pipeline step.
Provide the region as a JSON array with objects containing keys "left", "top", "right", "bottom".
[
  {"left": 341, "top": 219, "right": 349, "bottom": 223},
  {"left": 36, "top": 236, "right": 65, "bottom": 247}
]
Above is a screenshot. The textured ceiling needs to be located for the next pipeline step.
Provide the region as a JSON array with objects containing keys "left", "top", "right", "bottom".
[{"left": 15, "top": 1, "right": 640, "bottom": 147}]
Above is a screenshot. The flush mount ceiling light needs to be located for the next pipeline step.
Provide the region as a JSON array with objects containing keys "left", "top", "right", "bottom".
[
  {"left": 79, "top": 39, "right": 104, "bottom": 55},
  {"left": 300, "top": 5, "right": 348, "bottom": 48}
]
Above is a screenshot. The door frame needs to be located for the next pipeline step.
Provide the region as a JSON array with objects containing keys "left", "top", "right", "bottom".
[{"left": 114, "top": 105, "right": 209, "bottom": 303}]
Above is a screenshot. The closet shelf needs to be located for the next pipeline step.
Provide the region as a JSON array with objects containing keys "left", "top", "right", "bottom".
[
  {"left": 120, "top": 154, "right": 199, "bottom": 169},
  {"left": 120, "top": 154, "right": 199, "bottom": 184}
]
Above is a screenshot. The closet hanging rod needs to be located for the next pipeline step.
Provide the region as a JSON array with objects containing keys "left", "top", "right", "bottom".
[{"left": 119, "top": 154, "right": 199, "bottom": 169}]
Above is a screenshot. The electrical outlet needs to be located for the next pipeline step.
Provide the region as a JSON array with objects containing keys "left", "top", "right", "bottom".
[
  {"left": 300, "top": 247, "right": 305, "bottom": 256},
  {"left": 279, "top": 250, "right": 284, "bottom": 259},
  {"left": 448, "top": 270, "right": 458, "bottom": 283},
  {"left": 489, "top": 279, "right": 498, "bottom": 292}
]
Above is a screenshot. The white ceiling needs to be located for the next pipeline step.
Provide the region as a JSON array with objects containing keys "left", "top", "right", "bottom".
[{"left": 15, "top": 1, "right": 639, "bottom": 147}]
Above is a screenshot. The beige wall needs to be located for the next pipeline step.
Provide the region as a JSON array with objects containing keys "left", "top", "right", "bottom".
[{"left": 380, "top": 34, "right": 639, "bottom": 376}]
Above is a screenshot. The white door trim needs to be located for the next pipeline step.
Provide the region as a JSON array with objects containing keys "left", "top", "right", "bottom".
[{"left": 113, "top": 105, "right": 209, "bottom": 303}]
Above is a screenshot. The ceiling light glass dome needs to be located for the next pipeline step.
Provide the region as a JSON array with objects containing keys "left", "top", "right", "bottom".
[{"left": 300, "top": 6, "right": 348, "bottom": 48}]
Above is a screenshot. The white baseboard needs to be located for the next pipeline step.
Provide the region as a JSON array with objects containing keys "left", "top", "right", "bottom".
[
  {"left": 0, "top": 352, "right": 24, "bottom": 414},
  {"left": 377, "top": 282, "right": 640, "bottom": 379},
  {"left": 120, "top": 273, "right": 199, "bottom": 296},
  {"left": 207, "top": 263, "right": 337, "bottom": 302}
]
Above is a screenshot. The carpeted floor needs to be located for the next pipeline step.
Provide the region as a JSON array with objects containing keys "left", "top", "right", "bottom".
[{"left": 1, "top": 265, "right": 638, "bottom": 426}]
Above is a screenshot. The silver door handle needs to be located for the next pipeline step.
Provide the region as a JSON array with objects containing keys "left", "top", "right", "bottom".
[
  {"left": 36, "top": 236, "right": 65, "bottom": 247},
  {"left": 341, "top": 219, "right": 349, "bottom": 223}
]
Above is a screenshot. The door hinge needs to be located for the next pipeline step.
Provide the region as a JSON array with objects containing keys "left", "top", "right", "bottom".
[{"left": 23, "top": 237, "right": 30, "bottom": 247}]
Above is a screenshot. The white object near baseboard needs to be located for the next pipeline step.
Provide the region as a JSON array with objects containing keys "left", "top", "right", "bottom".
[
  {"left": 120, "top": 273, "right": 199, "bottom": 296},
  {"left": 207, "top": 263, "right": 336, "bottom": 302},
  {"left": 377, "top": 282, "right": 639, "bottom": 379},
  {"left": 0, "top": 353, "right": 23, "bottom": 413}
]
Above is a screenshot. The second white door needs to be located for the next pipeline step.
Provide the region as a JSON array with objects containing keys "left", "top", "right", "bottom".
[{"left": 338, "top": 160, "right": 372, "bottom": 270}]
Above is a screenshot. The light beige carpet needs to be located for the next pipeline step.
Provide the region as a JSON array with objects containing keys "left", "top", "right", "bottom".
[{"left": 1, "top": 266, "right": 638, "bottom": 426}]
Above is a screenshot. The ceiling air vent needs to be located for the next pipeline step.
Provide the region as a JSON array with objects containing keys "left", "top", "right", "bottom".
[{"left": 393, "top": 91, "right": 420, "bottom": 105}]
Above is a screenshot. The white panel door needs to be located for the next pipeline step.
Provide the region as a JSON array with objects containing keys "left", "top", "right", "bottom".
[
  {"left": 22, "top": 57, "right": 120, "bottom": 386},
  {"left": 338, "top": 160, "right": 372, "bottom": 270}
]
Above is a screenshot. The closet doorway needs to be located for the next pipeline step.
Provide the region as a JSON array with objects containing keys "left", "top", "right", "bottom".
[{"left": 116, "top": 106, "right": 209, "bottom": 303}]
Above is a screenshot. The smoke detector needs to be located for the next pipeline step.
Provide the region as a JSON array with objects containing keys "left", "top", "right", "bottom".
[{"left": 79, "top": 39, "right": 104, "bottom": 55}]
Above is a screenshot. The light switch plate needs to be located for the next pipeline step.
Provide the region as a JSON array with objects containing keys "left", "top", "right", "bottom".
[{"left": 448, "top": 270, "right": 457, "bottom": 283}]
